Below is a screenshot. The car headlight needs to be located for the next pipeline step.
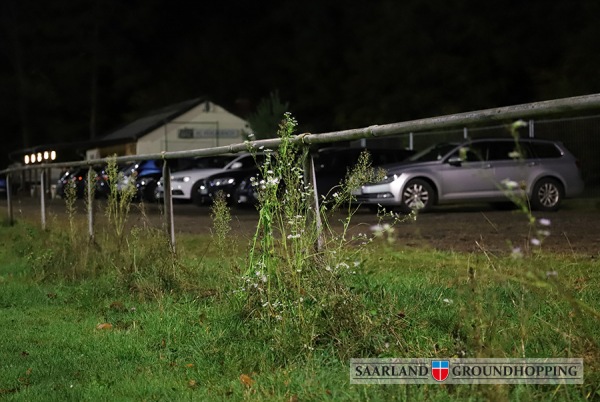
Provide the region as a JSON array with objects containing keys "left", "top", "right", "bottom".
[
  {"left": 210, "top": 177, "right": 235, "bottom": 187},
  {"left": 379, "top": 174, "right": 399, "bottom": 184},
  {"left": 172, "top": 176, "right": 190, "bottom": 183}
]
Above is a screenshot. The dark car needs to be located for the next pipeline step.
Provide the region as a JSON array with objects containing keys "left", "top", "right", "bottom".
[
  {"left": 56, "top": 167, "right": 103, "bottom": 199},
  {"left": 195, "top": 154, "right": 267, "bottom": 205},
  {"left": 0, "top": 176, "right": 7, "bottom": 197},
  {"left": 226, "top": 147, "right": 415, "bottom": 207},
  {"left": 311, "top": 147, "right": 415, "bottom": 197},
  {"left": 134, "top": 160, "right": 163, "bottom": 202},
  {"left": 96, "top": 160, "right": 163, "bottom": 202},
  {"left": 197, "top": 166, "right": 262, "bottom": 205}
]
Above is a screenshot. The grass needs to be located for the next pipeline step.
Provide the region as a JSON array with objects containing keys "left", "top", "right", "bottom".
[
  {"left": 0, "top": 118, "right": 598, "bottom": 400},
  {"left": 0, "top": 219, "right": 599, "bottom": 401}
]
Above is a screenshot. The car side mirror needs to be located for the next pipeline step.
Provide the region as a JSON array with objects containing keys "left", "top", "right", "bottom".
[
  {"left": 230, "top": 162, "right": 243, "bottom": 169},
  {"left": 447, "top": 156, "right": 463, "bottom": 166}
]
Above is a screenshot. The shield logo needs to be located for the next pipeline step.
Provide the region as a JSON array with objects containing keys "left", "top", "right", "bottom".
[{"left": 431, "top": 360, "right": 449, "bottom": 382}]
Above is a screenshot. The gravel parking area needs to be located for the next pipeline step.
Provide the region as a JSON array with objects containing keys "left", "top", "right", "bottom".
[{"left": 2, "top": 196, "right": 599, "bottom": 256}]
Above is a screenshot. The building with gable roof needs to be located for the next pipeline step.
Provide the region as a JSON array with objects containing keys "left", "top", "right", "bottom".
[{"left": 86, "top": 98, "right": 249, "bottom": 159}]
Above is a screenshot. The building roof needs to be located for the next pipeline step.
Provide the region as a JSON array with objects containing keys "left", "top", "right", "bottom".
[
  {"left": 100, "top": 97, "right": 206, "bottom": 142},
  {"left": 7, "top": 97, "right": 208, "bottom": 164}
]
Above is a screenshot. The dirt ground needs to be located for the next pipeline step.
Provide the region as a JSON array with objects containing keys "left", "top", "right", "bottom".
[{"left": 2, "top": 196, "right": 600, "bottom": 256}]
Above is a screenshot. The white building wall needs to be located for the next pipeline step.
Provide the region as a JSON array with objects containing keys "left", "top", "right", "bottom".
[{"left": 136, "top": 101, "right": 249, "bottom": 155}]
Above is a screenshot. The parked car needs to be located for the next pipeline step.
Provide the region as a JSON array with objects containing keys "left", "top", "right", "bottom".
[
  {"left": 56, "top": 166, "right": 103, "bottom": 199},
  {"left": 353, "top": 138, "right": 584, "bottom": 212},
  {"left": 312, "top": 147, "right": 415, "bottom": 197},
  {"left": 228, "top": 147, "right": 415, "bottom": 207},
  {"left": 155, "top": 154, "right": 259, "bottom": 203},
  {"left": 94, "top": 160, "right": 163, "bottom": 202},
  {"left": 0, "top": 175, "right": 7, "bottom": 197},
  {"left": 196, "top": 165, "right": 265, "bottom": 206},
  {"left": 132, "top": 160, "right": 163, "bottom": 202}
]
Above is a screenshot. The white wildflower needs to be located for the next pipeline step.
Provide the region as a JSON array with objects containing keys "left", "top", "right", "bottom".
[
  {"left": 501, "top": 179, "right": 519, "bottom": 190},
  {"left": 538, "top": 230, "right": 550, "bottom": 237},
  {"left": 531, "top": 238, "right": 541, "bottom": 246},
  {"left": 539, "top": 218, "right": 551, "bottom": 226},
  {"left": 511, "top": 247, "right": 523, "bottom": 259}
]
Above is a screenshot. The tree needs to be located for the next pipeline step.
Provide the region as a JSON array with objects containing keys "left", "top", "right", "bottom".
[{"left": 245, "top": 91, "right": 290, "bottom": 140}]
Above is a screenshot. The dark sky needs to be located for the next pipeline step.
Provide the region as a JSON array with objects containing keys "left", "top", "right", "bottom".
[{"left": 2, "top": 0, "right": 600, "bottom": 168}]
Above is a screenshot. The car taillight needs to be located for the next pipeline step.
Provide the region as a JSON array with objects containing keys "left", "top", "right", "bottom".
[{"left": 77, "top": 176, "right": 83, "bottom": 181}]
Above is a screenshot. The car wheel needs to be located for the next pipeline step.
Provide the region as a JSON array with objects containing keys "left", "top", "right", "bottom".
[
  {"left": 143, "top": 180, "right": 158, "bottom": 203},
  {"left": 531, "top": 178, "right": 563, "bottom": 211},
  {"left": 191, "top": 181, "right": 203, "bottom": 205},
  {"left": 400, "top": 179, "right": 435, "bottom": 213}
]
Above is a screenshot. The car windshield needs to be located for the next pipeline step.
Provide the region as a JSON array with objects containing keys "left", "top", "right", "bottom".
[
  {"left": 408, "top": 143, "right": 458, "bottom": 162},
  {"left": 120, "top": 163, "right": 139, "bottom": 177},
  {"left": 193, "top": 155, "right": 237, "bottom": 169}
]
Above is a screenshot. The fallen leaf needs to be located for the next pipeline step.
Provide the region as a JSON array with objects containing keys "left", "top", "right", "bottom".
[
  {"left": 96, "top": 323, "right": 113, "bottom": 330},
  {"left": 186, "top": 363, "right": 194, "bottom": 368},
  {"left": 25, "top": 368, "right": 32, "bottom": 376},
  {"left": 188, "top": 379, "right": 197, "bottom": 388},
  {"left": 240, "top": 374, "right": 254, "bottom": 387}
]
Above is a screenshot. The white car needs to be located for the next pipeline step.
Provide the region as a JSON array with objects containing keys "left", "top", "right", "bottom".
[{"left": 155, "top": 153, "right": 262, "bottom": 203}]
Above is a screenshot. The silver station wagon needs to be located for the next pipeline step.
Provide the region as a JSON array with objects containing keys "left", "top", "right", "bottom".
[{"left": 354, "top": 138, "right": 584, "bottom": 212}]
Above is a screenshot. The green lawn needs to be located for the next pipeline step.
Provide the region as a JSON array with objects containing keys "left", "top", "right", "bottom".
[{"left": 0, "top": 219, "right": 599, "bottom": 401}]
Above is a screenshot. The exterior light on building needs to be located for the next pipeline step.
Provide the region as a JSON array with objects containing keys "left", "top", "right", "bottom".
[
  {"left": 24, "top": 155, "right": 30, "bottom": 164},
  {"left": 50, "top": 151, "right": 56, "bottom": 161},
  {"left": 37, "top": 152, "right": 42, "bottom": 162},
  {"left": 31, "top": 153, "right": 36, "bottom": 163},
  {"left": 43, "top": 151, "right": 49, "bottom": 160}
]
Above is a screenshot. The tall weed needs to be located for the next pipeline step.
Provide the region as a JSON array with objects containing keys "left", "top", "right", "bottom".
[{"left": 240, "top": 113, "right": 406, "bottom": 360}]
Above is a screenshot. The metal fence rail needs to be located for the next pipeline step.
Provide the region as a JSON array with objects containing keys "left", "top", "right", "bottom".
[{"left": 3, "top": 93, "right": 600, "bottom": 250}]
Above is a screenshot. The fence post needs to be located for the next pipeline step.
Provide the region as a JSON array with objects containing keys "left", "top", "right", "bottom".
[
  {"left": 529, "top": 119, "right": 535, "bottom": 138},
  {"left": 409, "top": 132, "right": 414, "bottom": 150},
  {"left": 6, "top": 173, "right": 13, "bottom": 225},
  {"left": 87, "top": 167, "right": 95, "bottom": 240},
  {"left": 40, "top": 170, "right": 46, "bottom": 230},
  {"left": 302, "top": 147, "right": 323, "bottom": 251},
  {"left": 463, "top": 127, "right": 469, "bottom": 139},
  {"left": 162, "top": 160, "right": 176, "bottom": 252}
]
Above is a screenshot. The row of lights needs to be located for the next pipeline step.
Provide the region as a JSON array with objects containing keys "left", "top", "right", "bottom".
[{"left": 24, "top": 151, "right": 57, "bottom": 164}]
